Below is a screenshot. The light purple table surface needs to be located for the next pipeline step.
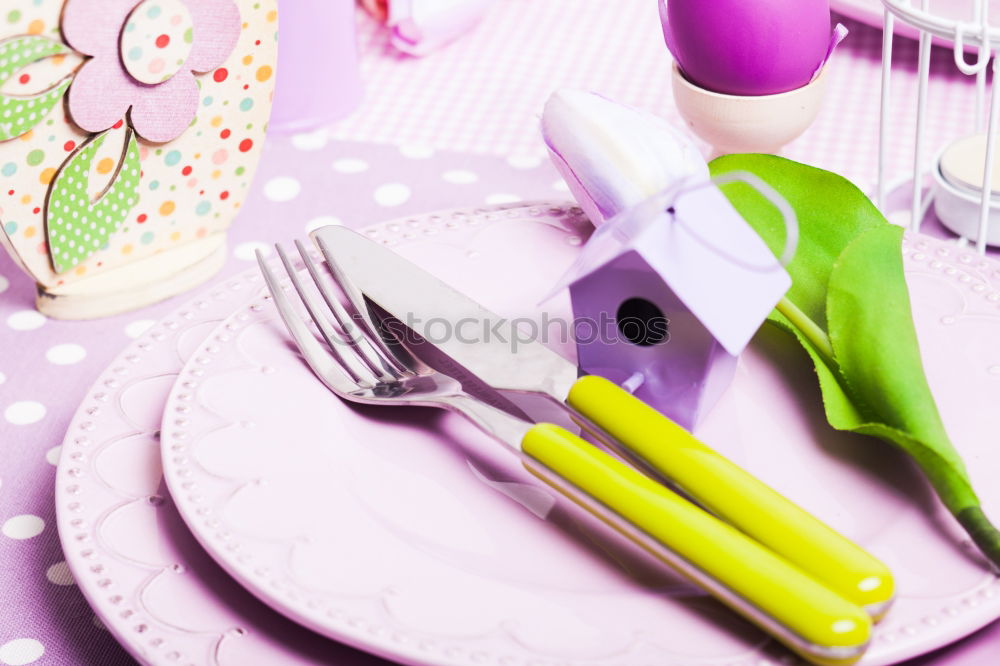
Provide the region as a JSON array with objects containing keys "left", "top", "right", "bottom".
[{"left": 1, "top": 134, "right": 998, "bottom": 665}]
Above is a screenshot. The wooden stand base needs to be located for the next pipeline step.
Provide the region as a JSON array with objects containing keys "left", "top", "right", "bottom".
[{"left": 36, "top": 234, "right": 228, "bottom": 320}]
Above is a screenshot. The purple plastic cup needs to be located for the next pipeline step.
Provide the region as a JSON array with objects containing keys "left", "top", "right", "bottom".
[{"left": 270, "top": 0, "right": 363, "bottom": 133}]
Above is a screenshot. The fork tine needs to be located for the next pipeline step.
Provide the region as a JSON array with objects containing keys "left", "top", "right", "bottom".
[
  {"left": 293, "top": 240, "right": 404, "bottom": 381},
  {"left": 256, "top": 250, "right": 371, "bottom": 391},
  {"left": 270, "top": 245, "right": 373, "bottom": 386},
  {"left": 312, "top": 233, "right": 420, "bottom": 374}
]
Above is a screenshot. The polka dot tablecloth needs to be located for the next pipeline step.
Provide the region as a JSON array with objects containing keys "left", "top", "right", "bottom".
[{"left": 2, "top": 3, "right": 1000, "bottom": 665}]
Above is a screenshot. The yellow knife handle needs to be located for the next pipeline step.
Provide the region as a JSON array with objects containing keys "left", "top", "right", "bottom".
[
  {"left": 566, "top": 375, "right": 894, "bottom": 617},
  {"left": 522, "top": 423, "right": 870, "bottom": 665}
]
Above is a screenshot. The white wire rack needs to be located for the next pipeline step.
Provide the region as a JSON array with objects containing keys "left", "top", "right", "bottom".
[{"left": 878, "top": 0, "right": 999, "bottom": 254}]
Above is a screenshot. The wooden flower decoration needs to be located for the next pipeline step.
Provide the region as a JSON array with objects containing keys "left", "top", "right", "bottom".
[
  {"left": 63, "top": 0, "right": 241, "bottom": 142},
  {"left": 0, "top": 0, "right": 277, "bottom": 318}
]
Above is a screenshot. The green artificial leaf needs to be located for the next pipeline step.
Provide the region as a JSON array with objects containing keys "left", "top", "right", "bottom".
[
  {"left": 709, "top": 153, "right": 1000, "bottom": 567},
  {"left": 46, "top": 129, "right": 141, "bottom": 273},
  {"left": 0, "top": 36, "right": 72, "bottom": 141}
]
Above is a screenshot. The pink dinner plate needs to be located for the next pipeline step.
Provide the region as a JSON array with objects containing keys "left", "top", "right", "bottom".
[
  {"left": 832, "top": 0, "right": 1000, "bottom": 45},
  {"left": 160, "top": 204, "right": 1000, "bottom": 666},
  {"left": 53, "top": 268, "right": 384, "bottom": 665}
]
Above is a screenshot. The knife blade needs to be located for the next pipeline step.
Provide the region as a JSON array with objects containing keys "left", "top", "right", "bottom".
[{"left": 312, "top": 224, "right": 895, "bottom": 618}]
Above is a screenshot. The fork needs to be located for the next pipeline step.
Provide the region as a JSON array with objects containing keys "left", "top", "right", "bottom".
[{"left": 257, "top": 241, "right": 872, "bottom": 666}]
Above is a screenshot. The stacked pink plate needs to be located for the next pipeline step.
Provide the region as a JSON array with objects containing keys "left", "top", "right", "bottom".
[{"left": 56, "top": 202, "right": 1000, "bottom": 666}]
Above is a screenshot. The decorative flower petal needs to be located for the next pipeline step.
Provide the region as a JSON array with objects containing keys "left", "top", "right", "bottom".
[
  {"left": 128, "top": 71, "right": 199, "bottom": 143},
  {"left": 62, "top": 0, "right": 136, "bottom": 57},
  {"left": 656, "top": 0, "right": 677, "bottom": 57},
  {"left": 66, "top": 57, "right": 132, "bottom": 134},
  {"left": 64, "top": 0, "right": 240, "bottom": 142},
  {"left": 185, "top": 0, "right": 242, "bottom": 72},
  {"left": 812, "top": 23, "right": 849, "bottom": 81},
  {"left": 541, "top": 90, "right": 709, "bottom": 226},
  {"left": 360, "top": 0, "right": 389, "bottom": 22},
  {"left": 387, "top": 0, "right": 497, "bottom": 56}
]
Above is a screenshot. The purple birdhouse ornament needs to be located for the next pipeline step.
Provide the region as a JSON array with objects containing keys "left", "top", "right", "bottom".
[{"left": 542, "top": 91, "right": 795, "bottom": 429}]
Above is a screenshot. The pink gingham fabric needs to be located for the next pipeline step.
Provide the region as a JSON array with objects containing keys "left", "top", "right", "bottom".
[{"left": 334, "top": 0, "right": 984, "bottom": 194}]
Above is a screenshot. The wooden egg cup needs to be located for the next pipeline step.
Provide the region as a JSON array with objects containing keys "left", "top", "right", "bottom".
[{"left": 671, "top": 63, "right": 828, "bottom": 157}]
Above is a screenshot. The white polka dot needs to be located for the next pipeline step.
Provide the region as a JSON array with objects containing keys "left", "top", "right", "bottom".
[
  {"left": 373, "top": 183, "right": 411, "bottom": 207},
  {"left": 0, "top": 638, "right": 44, "bottom": 665},
  {"left": 332, "top": 158, "right": 369, "bottom": 174},
  {"left": 263, "top": 176, "right": 301, "bottom": 202},
  {"left": 290, "top": 128, "right": 329, "bottom": 151},
  {"left": 46, "top": 562, "right": 75, "bottom": 586},
  {"left": 46, "top": 343, "right": 86, "bottom": 365},
  {"left": 0, "top": 274, "right": 8, "bottom": 294},
  {"left": 45, "top": 446, "right": 61, "bottom": 466},
  {"left": 6, "top": 310, "right": 45, "bottom": 331},
  {"left": 399, "top": 143, "right": 435, "bottom": 159},
  {"left": 0, "top": 639, "right": 44, "bottom": 665},
  {"left": 234, "top": 241, "right": 272, "bottom": 262},
  {"left": 442, "top": 170, "right": 479, "bottom": 184},
  {"left": 2, "top": 515, "right": 45, "bottom": 540},
  {"left": 485, "top": 193, "right": 523, "bottom": 205},
  {"left": 305, "top": 216, "right": 343, "bottom": 233},
  {"left": 4, "top": 402, "right": 45, "bottom": 425},
  {"left": 552, "top": 179, "right": 571, "bottom": 192},
  {"left": 124, "top": 319, "right": 155, "bottom": 339},
  {"left": 507, "top": 154, "right": 543, "bottom": 169}
]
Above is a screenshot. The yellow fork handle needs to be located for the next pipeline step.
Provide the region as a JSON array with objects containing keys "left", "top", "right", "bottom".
[
  {"left": 566, "top": 375, "right": 894, "bottom": 617},
  {"left": 522, "top": 423, "right": 871, "bottom": 666}
]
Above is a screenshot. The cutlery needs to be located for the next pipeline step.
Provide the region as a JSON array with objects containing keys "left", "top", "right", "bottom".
[
  {"left": 257, "top": 242, "right": 873, "bottom": 666},
  {"left": 311, "top": 224, "right": 895, "bottom": 618}
]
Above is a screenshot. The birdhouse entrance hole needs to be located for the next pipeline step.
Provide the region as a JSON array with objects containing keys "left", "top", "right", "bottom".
[{"left": 616, "top": 297, "right": 669, "bottom": 346}]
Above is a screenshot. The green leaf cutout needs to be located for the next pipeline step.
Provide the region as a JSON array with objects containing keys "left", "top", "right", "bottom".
[
  {"left": 46, "top": 129, "right": 141, "bottom": 273},
  {"left": 709, "top": 154, "right": 1000, "bottom": 567},
  {"left": 0, "top": 36, "right": 72, "bottom": 141}
]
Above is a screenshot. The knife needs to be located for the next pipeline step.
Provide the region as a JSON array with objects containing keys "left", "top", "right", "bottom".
[{"left": 312, "top": 224, "right": 895, "bottom": 619}]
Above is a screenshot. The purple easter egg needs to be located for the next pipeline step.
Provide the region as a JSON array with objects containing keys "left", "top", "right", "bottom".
[{"left": 665, "top": 0, "right": 832, "bottom": 96}]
